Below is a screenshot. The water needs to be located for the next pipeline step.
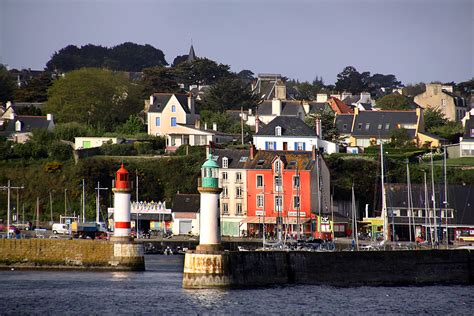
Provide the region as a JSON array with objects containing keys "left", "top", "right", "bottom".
[{"left": 0, "top": 255, "right": 473, "bottom": 315}]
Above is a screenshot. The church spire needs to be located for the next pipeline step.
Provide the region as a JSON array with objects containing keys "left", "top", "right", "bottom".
[{"left": 187, "top": 44, "right": 197, "bottom": 63}]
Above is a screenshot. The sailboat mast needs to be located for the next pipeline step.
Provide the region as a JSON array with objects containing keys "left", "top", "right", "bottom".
[
  {"left": 406, "top": 160, "right": 412, "bottom": 243},
  {"left": 423, "top": 171, "right": 431, "bottom": 246},
  {"left": 352, "top": 184, "right": 359, "bottom": 250},
  {"left": 443, "top": 146, "right": 449, "bottom": 247},
  {"left": 380, "top": 141, "right": 389, "bottom": 242},
  {"left": 430, "top": 151, "right": 438, "bottom": 244}
]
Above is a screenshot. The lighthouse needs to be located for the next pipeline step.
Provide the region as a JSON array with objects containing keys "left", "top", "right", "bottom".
[
  {"left": 196, "top": 154, "right": 223, "bottom": 251},
  {"left": 113, "top": 164, "right": 131, "bottom": 240}
]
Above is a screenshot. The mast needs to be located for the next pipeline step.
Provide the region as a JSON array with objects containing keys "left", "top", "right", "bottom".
[
  {"left": 331, "top": 194, "right": 335, "bottom": 241},
  {"left": 36, "top": 197, "right": 40, "bottom": 230},
  {"left": 316, "top": 150, "right": 321, "bottom": 237},
  {"left": 50, "top": 192, "right": 53, "bottom": 223},
  {"left": 423, "top": 171, "right": 431, "bottom": 246},
  {"left": 82, "top": 179, "right": 86, "bottom": 223},
  {"left": 430, "top": 150, "right": 438, "bottom": 244},
  {"left": 352, "top": 183, "right": 359, "bottom": 250},
  {"left": 443, "top": 146, "right": 449, "bottom": 247},
  {"left": 296, "top": 166, "right": 301, "bottom": 241},
  {"left": 406, "top": 160, "right": 413, "bottom": 243},
  {"left": 380, "top": 141, "right": 389, "bottom": 242}
]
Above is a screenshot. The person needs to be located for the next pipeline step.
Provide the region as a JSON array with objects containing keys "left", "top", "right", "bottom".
[{"left": 351, "top": 239, "right": 356, "bottom": 251}]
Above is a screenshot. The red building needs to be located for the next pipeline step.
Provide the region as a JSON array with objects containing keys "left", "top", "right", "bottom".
[{"left": 245, "top": 147, "right": 331, "bottom": 239}]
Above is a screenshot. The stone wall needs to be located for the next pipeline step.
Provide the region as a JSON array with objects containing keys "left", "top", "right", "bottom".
[{"left": 0, "top": 239, "right": 144, "bottom": 271}]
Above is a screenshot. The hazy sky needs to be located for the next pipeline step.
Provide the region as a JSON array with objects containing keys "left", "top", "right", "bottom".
[{"left": 1, "top": 0, "right": 472, "bottom": 84}]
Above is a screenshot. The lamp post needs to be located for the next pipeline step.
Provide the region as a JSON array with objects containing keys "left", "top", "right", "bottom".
[{"left": 0, "top": 181, "right": 24, "bottom": 239}]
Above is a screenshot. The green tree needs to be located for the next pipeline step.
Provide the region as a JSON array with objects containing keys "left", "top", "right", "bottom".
[
  {"left": 335, "top": 66, "right": 370, "bottom": 94},
  {"left": 402, "top": 83, "right": 426, "bottom": 97},
  {"left": 388, "top": 128, "right": 414, "bottom": 148},
  {"left": 429, "top": 121, "right": 463, "bottom": 143},
  {"left": 171, "top": 55, "right": 188, "bottom": 67},
  {"left": 199, "top": 77, "right": 257, "bottom": 112},
  {"left": 305, "top": 110, "right": 340, "bottom": 142},
  {"left": 54, "top": 122, "right": 94, "bottom": 142},
  {"left": 14, "top": 72, "right": 53, "bottom": 102},
  {"left": 44, "top": 68, "right": 142, "bottom": 131},
  {"left": 108, "top": 42, "right": 168, "bottom": 71},
  {"left": 376, "top": 93, "right": 413, "bottom": 110},
  {"left": 174, "top": 58, "right": 231, "bottom": 87},
  {"left": 424, "top": 107, "right": 447, "bottom": 131},
  {"left": 368, "top": 73, "right": 401, "bottom": 91},
  {"left": 0, "top": 64, "right": 16, "bottom": 102},
  {"left": 115, "top": 114, "right": 146, "bottom": 135},
  {"left": 141, "top": 66, "right": 180, "bottom": 96}
]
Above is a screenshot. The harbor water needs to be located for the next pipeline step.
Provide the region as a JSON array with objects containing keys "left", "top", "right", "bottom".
[{"left": 0, "top": 255, "right": 473, "bottom": 315}]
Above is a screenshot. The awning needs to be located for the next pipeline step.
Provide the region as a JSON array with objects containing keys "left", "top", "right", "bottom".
[{"left": 242, "top": 216, "right": 310, "bottom": 224}]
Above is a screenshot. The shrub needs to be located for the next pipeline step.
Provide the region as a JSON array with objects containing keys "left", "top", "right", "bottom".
[
  {"left": 100, "top": 143, "right": 136, "bottom": 156},
  {"left": 44, "top": 161, "right": 62, "bottom": 173},
  {"left": 48, "top": 141, "right": 73, "bottom": 160},
  {"left": 133, "top": 141, "right": 154, "bottom": 155}
]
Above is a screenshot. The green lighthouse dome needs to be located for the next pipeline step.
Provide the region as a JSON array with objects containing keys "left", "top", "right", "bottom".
[{"left": 201, "top": 154, "right": 219, "bottom": 188}]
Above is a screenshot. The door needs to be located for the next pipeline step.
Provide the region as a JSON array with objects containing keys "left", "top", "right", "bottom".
[
  {"left": 179, "top": 220, "right": 192, "bottom": 235},
  {"left": 283, "top": 142, "right": 288, "bottom": 151},
  {"left": 82, "top": 141, "right": 91, "bottom": 148}
]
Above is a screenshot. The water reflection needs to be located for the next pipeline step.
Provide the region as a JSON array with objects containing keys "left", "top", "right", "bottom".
[
  {"left": 183, "top": 288, "right": 229, "bottom": 309},
  {"left": 110, "top": 272, "right": 130, "bottom": 280}
]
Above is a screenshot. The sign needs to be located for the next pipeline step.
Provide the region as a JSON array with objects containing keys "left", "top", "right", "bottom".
[
  {"left": 256, "top": 210, "right": 264, "bottom": 216},
  {"left": 288, "top": 211, "right": 304, "bottom": 217}
]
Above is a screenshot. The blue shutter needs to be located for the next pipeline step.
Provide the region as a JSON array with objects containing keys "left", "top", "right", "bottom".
[
  {"left": 303, "top": 143, "right": 306, "bottom": 151},
  {"left": 294, "top": 142, "right": 298, "bottom": 151},
  {"left": 265, "top": 142, "right": 268, "bottom": 150}
]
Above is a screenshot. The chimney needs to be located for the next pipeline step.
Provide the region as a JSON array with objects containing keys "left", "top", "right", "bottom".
[
  {"left": 255, "top": 115, "right": 260, "bottom": 134},
  {"left": 149, "top": 95, "right": 154, "bottom": 105},
  {"left": 187, "top": 92, "right": 194, "bottom": 113},
  {"left": 213, "top": 122, "right": 217, "bottom": 131},
  {"left": 303, "top": 101, "right": 310, "bottom": 114},
  {"left": 316, "top": 94, "right": 328, "bottom": 103},
  {"left": 312, "top": 145, "right": 317, "bottom": 161},
  {"left": 272, "top": 98, "right": 282, "bottom": 116},
  {"left": 250, "top": 144, "right": 255, "bottom": 160},
  {"left": 275, "top": 81, "right": 286, "bottom": 100},
  {"left": 6, "top": 101, "right": 12, "bottom": 108},
  {"left": 315, "top": 116, "right": 322, "bottom": 138},
  {"left": 47, "top": 113, "right": 53, "bottom": 121},
  {"left": 204, "top": 122, "right": 208, "bottom": 130},
  {"left": 195, "top": 119, "right": 201, "bottom": 129},
  {"left": 248, "top": 108, "right": 252, "bottom": 115}
]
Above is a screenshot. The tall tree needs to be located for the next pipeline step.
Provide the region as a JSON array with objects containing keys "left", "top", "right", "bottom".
[
  {"left": 108, "top": 42, "right": 168, "bottom": 71},
  {"left": 403, "top": 83, "right": 426, "bottom": 97},
  {"left": 199, "top": 77, "right": 257, "bottom": 112},
  {"left": 44, "top": 68, "right": 142, "bottom": 130},
  {"left": 376, "top": 93, "right": 414, "bottom": 110},
  {"left": 424, "top": 107, "right": 447, "bottom": 131},
  {"left": 368, "top": 73, "right": 401, "bottom": 91},
  {"left": 174, "top": 58, "right": 231, "bottom": 87},
  {"left": 335, "top": 66, "right": 370, "bottom": 94},
  {"left": 172, "top": 55, "right": 189, "bottom": 67},
  {"left": 141, "top": 66, "right": 180, "bottom": 96},
  {"left": 0, "top": 64, "right": 16, "bottom": 103},
  {"left": 14, "top": 72, "right": 53, "bottom": 102}
]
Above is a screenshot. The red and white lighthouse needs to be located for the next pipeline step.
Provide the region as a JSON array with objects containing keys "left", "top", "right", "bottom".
[{"left": 113, "top": 164, "right": 131, "bottom": 239}]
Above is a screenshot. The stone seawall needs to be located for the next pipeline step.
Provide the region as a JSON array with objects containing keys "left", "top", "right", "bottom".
[
  {"left": 184, "top": 249, "right": 474, "bottom": 288},
  {"left": 0, "top": 239, "right": 144, "bottom": 271}
]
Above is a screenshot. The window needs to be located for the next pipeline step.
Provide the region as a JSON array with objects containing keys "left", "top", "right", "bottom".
[
  {"left": 378, "top": 124, "right": 382, "bottom": 130},
  {"left": 358, "top": 123, "right": 362, "bottom": 130},
  {"left": 172, "top": 105, "right": 176, "bottom": 112},
  {"left": 222, "top": 203, "right": 229, "bottom": 215},
  {"left": 275, "top": 196, "right": 282, "bottom": 212},
  {"left": 171, "top": 117, "right": 177, "bottom": 126},
  {"left": 222, "top": 186, "right": 228, "bottom": 197},
  {"left": 365, "top": 123, "right": 370, "bottom": 130},
  {"left": 275, "top": 176, "right": 282, "bottom": 192},
  {"left": 236, "top": 172, "right": 242, "bottom": 183},
  {"left": 236, "top": 203, "right": 242, "bottom": 215},
  {"left": 266, "top": 142, "right": 276, "bottom": 150},
  {"left": 239, "top": 156, "right": 248, "bottom": 162},
  {"left": 293, "top": 175, "right": 300, "bottom": 188},
  {"left": 296, "top": 142, "right": 304, "bottom": 151},
  {"left": 274, "top": 160, "right": 282, "bottom": 174},
  {"left": 256, "top": 195, "right": 264, "bottom": 208},
  {"left": 343, "top": 124, "right": 347, "bottom": 131},
  {"left": 236, "top": 187, "right": 243, "bottom": 198},
  {"left": 155, "top": 117, "right": 161, "bottom": 126},
  {"left": 256, "top": 175, "right": 264, "bottom": 188},
  {"left": 385, "top": 123, "right": 390, "bottom": 130},
  {"left": 293, "top": 196, "right": 300, "bottom": 209},
  {"left": 441, "top": 99, "right": 446, "bottom": 106},
  {"left": 222, "top": 172, "right": 228, "bottom": 182},
  {"left": 222, "top": 157, "right": 228, "bottom": 168},
  {"left": 275, "top": 126, "right": 282, "bottom": 136},
  {"left": 471, "top": 128, "right": 474, "bottom": 137}
]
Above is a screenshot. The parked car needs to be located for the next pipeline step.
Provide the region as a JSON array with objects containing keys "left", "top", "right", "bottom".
[{"left": 52, "top": 223, "right": 70, "bottom": 234}]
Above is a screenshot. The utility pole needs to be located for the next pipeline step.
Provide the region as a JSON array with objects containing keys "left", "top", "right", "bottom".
[
  {"left": 0, "top": 181, "right": 24, "bottom": 239},
  {"left": 136, "top": 170, "right": 139, "bottom": 202},
  {"left": 95, "top": 181, "right": 108, "bottom": 223},
  {"left": 82, "top": 179, "right": 86, "bottom": 223},
  {"left": 240, "top": 106, "right": 244, "bottom": 145}
]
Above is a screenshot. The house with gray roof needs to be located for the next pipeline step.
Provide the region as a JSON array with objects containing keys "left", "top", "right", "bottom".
[
  {"left": 448, "top": 109, "right": 474, "bottom": 158},
  {"left": 414, "top": 83, "right": 468, "bottom": 121},
  {"left": 253, "top": 116, "right": 338, "bottom": 154}
]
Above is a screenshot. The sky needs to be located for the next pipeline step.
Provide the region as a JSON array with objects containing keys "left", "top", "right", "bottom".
[{"left": 0, "top": 0, "right": 472, "bottom": 85}]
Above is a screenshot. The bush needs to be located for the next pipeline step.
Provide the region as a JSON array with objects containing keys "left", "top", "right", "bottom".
[
  {"left": 48, "top": 141, "right": 73, "bottom": 160},
  {"left": 133, "top": 142, "right": 154, "bottom": 155},
  {"left": 54, "top": 122, "right": 93, "bottom": 142},
  {"left": 44, "top": 161, "right": 62, "bottom": 173},
  {"left": 100, "top": 143, "right": 136, "bottom": 156}
]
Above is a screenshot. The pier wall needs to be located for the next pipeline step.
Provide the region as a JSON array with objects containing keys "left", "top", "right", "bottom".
[
  {"left": 0, "top": 239, "right": 144, "bottom": 271},
  {"left": 226, "top": 250, "right": 474, "bottom": 287}
]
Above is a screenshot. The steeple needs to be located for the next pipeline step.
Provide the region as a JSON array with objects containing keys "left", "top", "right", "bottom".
[{"left": 187, "top": 44, "right": 197, "bottom": 63}]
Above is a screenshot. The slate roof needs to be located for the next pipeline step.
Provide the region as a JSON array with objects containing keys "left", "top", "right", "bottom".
[
  {"left": 442, "top": 90, "right": 467, "bottom": 107},
  {"left": 148, "top": 93, "right": 190, "bottom": 114},
  {"left": 213, "top": 149, "right": 251, "bottom": 169},
  {"left": 256, "top": 116, "right": 316, "bottom": 137},
  {"left": 245, "top": 150, "right": 316, "bottom": 171},
  {"left": 335, "top": 114, "right": 354, "bottom": 134},
  {"left": 351, "top": 110, "right": 418, "bottom": 137},
  {"left": 385, "top": 183, "right": 474, "bottom": 225},
  {"left": 307, "top": 102, "right": 329, "bottom": 113},
  {"left": 1, "top": 115, "right": 50, "bottom": 133},
  {"left": 257, "top": 100, "right": 303, "bottom": 116},
  {"left": 464, "top": 115, "right": 474, "bottom": 139},
  {"left": 342, "top": 95, "right": 360, "bottom": 105},
  {"left": 359, "top": 103, "right": 373, "bottom": 110},
  {"left": 172, "top": 194, "right": 200, "bottom": 213}
]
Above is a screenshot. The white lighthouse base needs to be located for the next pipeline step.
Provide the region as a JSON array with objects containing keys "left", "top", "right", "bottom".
[{"left": 182, "top": 251, "right": 230, "bottom": 289}]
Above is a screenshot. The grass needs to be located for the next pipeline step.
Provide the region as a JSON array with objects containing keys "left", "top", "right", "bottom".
[{"left": 429, "top": 157, "right": 474, "bottom": 167}]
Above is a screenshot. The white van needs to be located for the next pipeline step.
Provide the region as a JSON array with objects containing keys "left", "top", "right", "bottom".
[{"left": 52, "top": 223, "right": 69, "bottom": 234}]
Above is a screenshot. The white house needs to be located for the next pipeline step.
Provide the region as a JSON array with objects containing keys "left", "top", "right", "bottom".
[
  {"left": 74, "top": 137, "right": 125, "bottom": 149},
  {"left": 252, "top": 116, "right": 339, "bottom": 154},
  {"left": 171, "top": 194, "right": 200, "bottom": 236}
]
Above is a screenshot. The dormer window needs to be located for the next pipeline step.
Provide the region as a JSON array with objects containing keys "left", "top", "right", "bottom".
[
  {"left": 172, "top": 105, "right": 176, "bottom": 112},
  {"left": 222, "top": 157, "right": 228, "bottom": 169},
  {"left": 15, "top": 121, "right": 22, "bottom": 132},
  {"left": 274, "top": 159, "right": 282, "bottom": 174},
  {"left": 275, "top": 126, "right": 282, "bottom": 136}
]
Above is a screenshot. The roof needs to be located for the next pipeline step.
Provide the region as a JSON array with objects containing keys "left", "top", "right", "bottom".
[
  {"left": 187, "top": 45, "right": 197, "bottom": 62},
  {"left": 335, "top": 114, "right": 354, "bottom": 134},
  {"left": 257, "top": 100, "right": 303, "bottom": 116},
  {"left": 342, "top": 95, "right": 360, "bottom": 105},
  {"left": 328, "top": 97, "right": 353, "bottom": 114},
  {"left": 1, "top": 115, "right": 51, "bottom": 133},
  {"left": 442, "top": 90, "right": 466, "bottom": 108},
  {"left": 203, "top": 154, "right": 220, "bottom": 168},
  {"left": 148, "top": 93, "right": 190, "bottom": 114},
  {"left": 307, "top": 102, "right": 329, "bottom": 113},
  {"left": 385, "top": 183, "right": 474, "bottom": 225},
  {"left": 359, "top": 103, "right": 373, "bottom": 110},
  {"left": 213, "top": 148, "right": 251, "bottom": 169},
  {"left": 245, "top": 150, "right": 316, "bottom": 171},
  {"left": 351, "top": 110, "right": 418, "bottom": 137},
  {"left": 172, "top": 194, "right": 200, "bottom": 213},
  {"left": 256, "top": 116, "right": 316, "bottom": 137}
]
